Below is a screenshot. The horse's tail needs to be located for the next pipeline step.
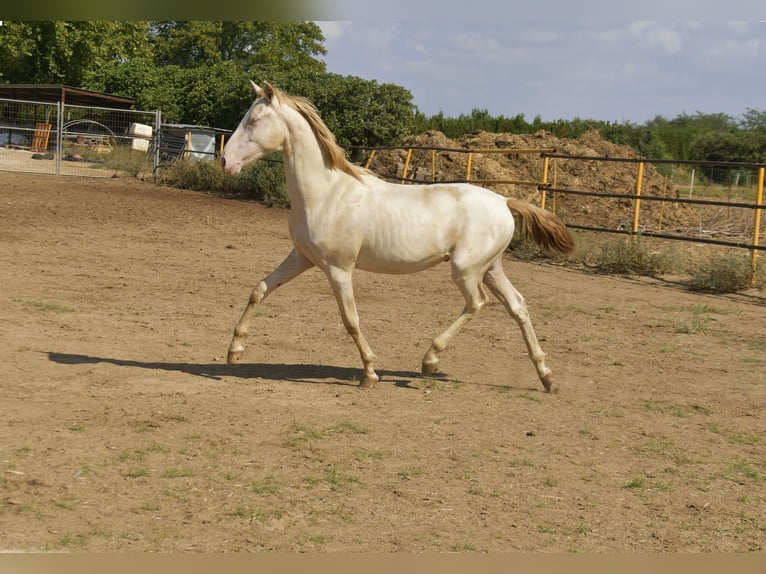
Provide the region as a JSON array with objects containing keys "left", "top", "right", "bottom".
[{"left": 506, "top": 198, "right": 576, "bottom": 255}]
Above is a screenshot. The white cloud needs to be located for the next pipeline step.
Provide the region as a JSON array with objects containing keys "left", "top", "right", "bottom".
[
  {"left": 316, "top": 21, "right": 352, "bottom": 42},
  {"left": 450, "top": 32, "right": 528, "bottom": 64},
  {"left": 628, "top": 21, "right": 683, "bottom": 53}
]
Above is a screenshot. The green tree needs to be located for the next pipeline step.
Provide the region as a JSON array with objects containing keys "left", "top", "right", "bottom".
[
  {"left": 310, "top": 74, "right": 416, "bottom": 151},
  {"left": 151, "top": 21, "right": 326, "bottom": 74},
  {"left": 740, "top": 108, "right": 766, "bottom": 132},
  {"left": 0, "top": 21, "right": 152, "bottom": 86},
  {"left": 83, "top": 57, "right": 188, "bottom": 121}
]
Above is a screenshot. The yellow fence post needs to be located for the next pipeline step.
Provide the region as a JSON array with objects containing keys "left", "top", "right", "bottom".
[
  {"left": 751, "top": 166, "right": 765, "bottom": 287},
  {"left": 465, "top": 152, "right": 473, "bottom": 181},
  {"left": 632, "top": 162, "right": 645, "bottom": 234},
  {"left": 540, "top": 156, "right": 550, "bottom": 209},
  {"left": 364, "top": 149, "right": 377, "bottom": 169},
  {"left": 400, "top": 148, "right": 413, "bottom": 184}
]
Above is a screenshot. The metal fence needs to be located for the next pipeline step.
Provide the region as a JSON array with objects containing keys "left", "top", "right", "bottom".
[{"left": 0, "top": 97, "right": 160, "bottom": 177}]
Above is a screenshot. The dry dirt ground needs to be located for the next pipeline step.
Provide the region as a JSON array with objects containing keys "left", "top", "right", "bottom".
[{"left": 1, "top": 172, "right": 765, "bottom": 553}]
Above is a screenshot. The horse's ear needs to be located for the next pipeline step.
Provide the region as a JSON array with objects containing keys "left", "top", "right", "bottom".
[
  {"left": 262, "top": 82, "right": 275, "bottom": 101},
  {"left": 250, "top": 80, "right": 275, "bottom": 102}
]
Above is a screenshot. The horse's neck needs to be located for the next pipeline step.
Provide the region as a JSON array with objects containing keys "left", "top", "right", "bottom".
[{"left": 280, "top": 110, "right": 343, "bottom": 211}]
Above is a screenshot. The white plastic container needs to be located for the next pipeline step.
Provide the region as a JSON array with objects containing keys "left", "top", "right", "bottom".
[
  {"left": 129, "top": 123, "right": 153, "bottom": 138},
  {"left": 130, "top": 138, "right": 150, "bottom": 151},
  {"left": 129, "top": 123, "right": 152, "bottom": 152}
]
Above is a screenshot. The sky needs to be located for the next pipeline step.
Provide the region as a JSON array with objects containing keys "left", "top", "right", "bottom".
[{"left": 316, "top": 2, "right": 766, "bottom": 125}]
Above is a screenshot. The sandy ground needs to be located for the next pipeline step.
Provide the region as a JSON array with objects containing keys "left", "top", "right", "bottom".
[{"left": 1, "top": 172, "right": 765, "bottom": 552}]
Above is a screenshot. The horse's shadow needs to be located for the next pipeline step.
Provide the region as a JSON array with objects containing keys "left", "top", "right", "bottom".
[{"left": 45, "top": 351, "right": 431, "bottom": 389}]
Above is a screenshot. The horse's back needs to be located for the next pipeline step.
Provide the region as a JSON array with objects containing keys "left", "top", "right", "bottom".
[{"left": 354, "top": 179, "right": 515, "bottom": 274}]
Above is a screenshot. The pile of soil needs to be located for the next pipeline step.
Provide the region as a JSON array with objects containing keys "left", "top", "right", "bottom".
[{"left": 365, "top": 130, "right": 699, "bottom": 232}]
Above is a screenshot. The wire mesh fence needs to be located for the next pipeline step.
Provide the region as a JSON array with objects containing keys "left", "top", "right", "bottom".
[{"left": 0, "top": 97, "right": 160, "bottom": 177}]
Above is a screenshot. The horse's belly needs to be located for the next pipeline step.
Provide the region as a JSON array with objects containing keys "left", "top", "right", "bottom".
[{"left": 355, "top": 245, "right": 449, "bottom": 275}]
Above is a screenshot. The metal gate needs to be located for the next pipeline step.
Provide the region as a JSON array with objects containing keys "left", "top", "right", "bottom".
[{"left": 0, "top": 97, "right": 160, "bottom": 177}]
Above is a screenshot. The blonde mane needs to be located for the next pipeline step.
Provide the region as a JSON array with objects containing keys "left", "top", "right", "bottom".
[{"left": 272, "top": 87, "right": 365, "bottom": 182}]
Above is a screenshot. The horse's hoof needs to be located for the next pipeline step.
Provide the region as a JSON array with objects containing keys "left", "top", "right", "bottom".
[
  {"left": 227, "top": 351, "right": 243, "bottom": 364},
  {"left": 541, "top": 374, "right": 558, "bottom": 394},
  {"left": 421, "top": 359, "right": 439, "bottom": 376},
  {"left": 358, "top": 375, "right": 378, "bottom": 389}
]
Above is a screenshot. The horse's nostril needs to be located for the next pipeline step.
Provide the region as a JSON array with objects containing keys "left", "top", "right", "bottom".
[{"left": 221, "top": 157, "right": 227, "bottom": 168}]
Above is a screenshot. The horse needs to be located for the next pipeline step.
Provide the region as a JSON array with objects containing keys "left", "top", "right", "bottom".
[{"left": 221, "top": 81, "right": 575, "bottom": 392}]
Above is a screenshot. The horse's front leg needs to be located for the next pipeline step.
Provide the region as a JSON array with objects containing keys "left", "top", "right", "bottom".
[
  {"left": 325, "top": 266, "right": 379, "bottom": 388},
  {"left": 227, "top": 248, "right": 314, "bottom": 364}
]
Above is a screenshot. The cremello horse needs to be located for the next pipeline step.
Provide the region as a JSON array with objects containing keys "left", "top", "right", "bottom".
[{"left": 221, "top": 81, "right": 575, "bottom": 392}]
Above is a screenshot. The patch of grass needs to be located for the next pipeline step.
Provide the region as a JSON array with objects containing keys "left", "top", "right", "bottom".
[
  {"left": 746, "top": 336, "right": 766, "bottom": 353},
  {"left": 352, "top": 448, "right": 385, "bottom": 463},
  {"left": 14, "top": 298, "right": 74, "bottom": 313},
  {"left": 674, "top": 315, "right": 714, "bottom": 334},
  {"left": 397, "top": 467, "right": 423, "bottom": 480},
  {"left": 728, "top": 462, "right": 763, "bottom": 483},
  {"left": 283, "top": 423, "right": 325, "bottom": 448},
  {"left": 251, "top": 476, "right": 282, "bottom": 495},
  {"left": 706, "top": 422, "right": 761, "bottom": 446},
  {"left": 124, "top": 468, "right": 150, "bottom": 479},
  {"left": 294, "top": 534, "right": 328, "bottom": 547},
  {"left": 100, "top": 146, "right": 153, "bottom": 177},
  {"left": 449, "top": 542, "right": 478, "bottom": 552},
  {"left": 688, "top": 252, "right": 755, "bottom": 293},
  {"left": 324, "top": 464, "right": 358, "bottom": 488},
  {"left": 160, "top": 467, "right": 193, "bottom": 479},
  {"left": 543, "top": 476, "right": 559, "bottom": 487},
  {"left": 679, "top": 304, "right": 736, "bottom": 316},
  {"left": 232, "top": 506, "right": 285, "bottom": 523},
  {"left": 643, "top": 401, "right": 689, "bottom": 417},
  {"left": 421, "top": 377, "right": 463, "bottom": 391},
  {"left": 58, "top": 527, "right": 110, "bottom": 549},
  {"left": 327, "top": 421, "right": 369, "bottom": 435},
  {"left": 623, "top": 477, "right": 645, "bottom": 489},
  {"left": 160, "top": 412, "right": 188, "bottom": 423}
]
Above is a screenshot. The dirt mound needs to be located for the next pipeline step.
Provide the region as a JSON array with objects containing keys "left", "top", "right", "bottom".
[{"left": 365, "top": 130, "right": 698, "bottom": 231}]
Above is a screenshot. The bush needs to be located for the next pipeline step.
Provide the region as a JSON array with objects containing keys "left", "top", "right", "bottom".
[
  {"left": 240, "top": 158, "right": 289, "bottom": 208},
  {"left": 594, "top": 236, "right": 672, "bottom": 276},
  {"left": 159, "top": 156, "right": 289, "bottom": 207},
  {"left": 687, "top": 253, "right": 756, "bottom": 293}
]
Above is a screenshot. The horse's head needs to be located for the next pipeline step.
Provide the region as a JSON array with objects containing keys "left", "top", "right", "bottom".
[{"left": 221, "top": 81, "right": 287, "bottom": 176}]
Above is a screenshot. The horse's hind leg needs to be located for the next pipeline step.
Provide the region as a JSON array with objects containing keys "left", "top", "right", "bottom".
[
  {"left": 482, "top": 258, "right": 555, "bottom": 392},
  {"left": 422, "top": 266, "right": 488, "bottom": 377},
  {"left": 227, "top": 248, "right": 313, "bottom": 364}
]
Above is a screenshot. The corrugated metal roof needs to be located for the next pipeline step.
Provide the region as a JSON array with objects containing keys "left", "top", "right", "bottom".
[{"left": 0, "top": 84, "right": 137, "bottom": 109}]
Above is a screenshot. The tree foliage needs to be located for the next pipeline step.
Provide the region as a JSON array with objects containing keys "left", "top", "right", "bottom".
[
  {"left": 150, "top": 21, "right": 326, "bottom": 74},
  {"left": 0, "top": 21, "right": 152, "bottom": 86}
]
